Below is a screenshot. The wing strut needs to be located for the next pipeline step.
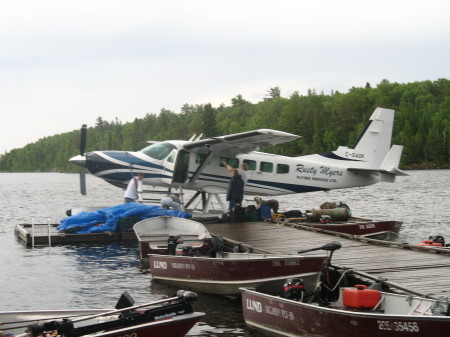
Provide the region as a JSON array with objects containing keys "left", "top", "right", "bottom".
[
  {"left": 185, "top": 192, "right": 227, "bottom": 213},
  {"left": 189, "top": 150, "right": 213, "bottom": 183}
]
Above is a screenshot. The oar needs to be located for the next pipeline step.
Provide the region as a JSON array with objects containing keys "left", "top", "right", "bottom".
[
  {"left": 350, "top": 269, "right": 439, "bottom": 300},
  {"left": 298, "top": 241, "right": 342, "bottom": 254},
  {"left": 0, "top": 313, "right": 98, "bottom": 331}
]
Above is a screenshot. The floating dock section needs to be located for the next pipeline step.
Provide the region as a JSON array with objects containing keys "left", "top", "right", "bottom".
[
  {"left": 15, "top": 223, "right": 137, "bottom": 247},
  {"left": 205, "top": 221, "right": 450, "bottom": 299}
]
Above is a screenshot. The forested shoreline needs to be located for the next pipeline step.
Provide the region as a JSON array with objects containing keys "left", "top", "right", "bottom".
[{"left": 1, "top": 79, "right": 449, "bottom": 172}]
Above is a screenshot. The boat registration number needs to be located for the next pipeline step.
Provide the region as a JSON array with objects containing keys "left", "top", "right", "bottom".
[
  {"left": 272, "top": 259, "right": 300, "bottom": 266},
  {"left": 359, "top": 224, "right": 375, "bottom": 229},
  {"left": 377, "top": 320, "right": 419, "bottom": 332}
]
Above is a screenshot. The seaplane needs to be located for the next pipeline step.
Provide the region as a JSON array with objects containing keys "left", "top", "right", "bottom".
[{"left": 69, "top": 107, "right": 407, "bottom": 212}]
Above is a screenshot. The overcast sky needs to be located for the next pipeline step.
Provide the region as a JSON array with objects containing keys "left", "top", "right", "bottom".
[{"left": 1, "top": 0, "right": 449, "bottom": 154}]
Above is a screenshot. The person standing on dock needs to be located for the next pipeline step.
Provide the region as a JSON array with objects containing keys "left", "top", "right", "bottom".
[
  {"left": 223, "top": 161, "right": 249, "bottom": 186},
  {"left": 226, "top": 169, "right": 245, "bottom": 212},
  {"left": 124, "top": 173, "right": 144, "bottom": 203}
]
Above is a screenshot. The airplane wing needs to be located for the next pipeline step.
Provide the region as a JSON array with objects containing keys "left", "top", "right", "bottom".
[{"left": 183, "top": 129, "right": 300, "bottom": 157}]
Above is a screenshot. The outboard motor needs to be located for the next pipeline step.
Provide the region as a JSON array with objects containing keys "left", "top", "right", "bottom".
[
  {"left": 27, "top": 319, "right": 74, "bottom": 337},
  {"left": 417, "top": 235, "right": 446, "bottom": 247},
  {"left": 168, "top": 235, "right": 183, "bottom": 255},
  {"left": 115, "top": 290, "right": 136, "bottom": 316},
  {"left": 317, "top": 266, "right": 344, "bottom": 306},
  {"left": 282, "top": 278, "right": 305, "bottom": 301},
  {"left": 368, "top": 277, "right": 390, "bottom": 292},
  {"left": 176, "top": 244, "right": 195, "bottom": 256},
  {"left": 298, "top": 241, "right": 343, "bottom": 307},
  {"left": 430, "top": 235, "right": 446, "bottom": 246}
]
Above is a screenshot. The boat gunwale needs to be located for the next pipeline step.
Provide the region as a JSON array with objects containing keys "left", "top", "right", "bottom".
[
  {"left": 148, "top": 253, "right": 328, "bottom": 262},
  {"left": 91, "top": 312, "right": 205, "bottom": 337},
  {"left": 153, "top": 271, "right": 320, "bottom": 286},
  {"left": 240, "top": 287, "right": 450, "bottom": 321}
]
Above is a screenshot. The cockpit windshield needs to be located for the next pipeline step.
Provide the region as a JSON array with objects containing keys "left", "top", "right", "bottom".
[{"left": 140, "top": 142, "right": 177, "bottom": 160}]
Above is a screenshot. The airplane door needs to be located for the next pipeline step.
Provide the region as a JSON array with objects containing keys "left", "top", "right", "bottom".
[
  {"left": 161, "top": 149, "right": 189, "bottom": 185},
  {"left": 161, "top": 149, "right": 177, "bottom": 185},
  {"left": 173, "top": 150, "right": 190, "bottom": 183}
]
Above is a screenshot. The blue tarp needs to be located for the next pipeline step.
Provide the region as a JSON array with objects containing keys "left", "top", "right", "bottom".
[{"left": 57, "top": 203, "right": 192, "bottom": 234}]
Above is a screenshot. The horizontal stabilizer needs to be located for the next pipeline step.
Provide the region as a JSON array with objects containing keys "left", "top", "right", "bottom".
[
  {"left": 348, "top": 144, "right": 408, "bottom": 182},
  {"left": 379, "top": 169, "right": 408, "bottom": 183},
  {"left": 379, "top": 145, "right": 408, "bottom": 175}
]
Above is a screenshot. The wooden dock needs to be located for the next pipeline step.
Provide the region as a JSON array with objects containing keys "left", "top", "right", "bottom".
[
  {"left": 205, "top": 221, "right": 450, "bottom": 299},
  {"left": 15, "top": 219, "right": 450, "bottom": 299},
  {"left": 15, "top": 223, "right": 137, "bottom": 247}
]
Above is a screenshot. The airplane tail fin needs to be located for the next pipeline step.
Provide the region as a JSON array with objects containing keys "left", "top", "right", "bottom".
[
  {"left": 335, "top": 107, "right": 408, "bottom": 182},
  {"left": 334, "top": 107, "right": 395, "bottom": 168}
]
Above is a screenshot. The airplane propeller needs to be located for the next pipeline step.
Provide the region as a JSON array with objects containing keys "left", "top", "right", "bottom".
[
  {"left": 80, "top": 124, "right": 87, "bottom": 156},
  {"left": 79, "top": 124, "right": 87, "bottom": 195}
]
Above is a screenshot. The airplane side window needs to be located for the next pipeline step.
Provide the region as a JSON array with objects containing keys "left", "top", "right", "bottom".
[
  {"left": 140, "top": 142, "right": 177, "bottom": 160},
  {"left": 277, "top": 164, "right": 289, "bottom": 174},
  {"left": 260, "top": 161, "right": 273, "bottom": 173},
  {"left": 243, "top": 159, "right": 256, "bottom": 170},
  {"left": 220, "top": 157, "right": 239, "bottom": 168},
  {"left": 167, "top": 151, "right": 176, "bottom": 163},
  {"left": 196, "top": 154, "right": 208, "bottom": 164},
  {"left": 219, "top": 157, "right": 227, "bottom": 166}
]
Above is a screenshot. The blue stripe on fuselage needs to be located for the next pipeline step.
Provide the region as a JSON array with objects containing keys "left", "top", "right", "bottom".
[
  {"left": 248, "top": 178, "right": 325, "bottom": 193},
  {"left": 195, "top": 172, "right": 324, "bottom": 194},
  {"left": 86, "top": 151, "right": 161, "bottom": 175},
  {"left": 99, "top": 171, "right": 167, "bottom": 182},
  {"left": 101, "top": 151, "right": 161, "bottom": 168}
]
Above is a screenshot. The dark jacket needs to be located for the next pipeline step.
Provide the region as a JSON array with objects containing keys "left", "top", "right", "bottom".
[{"left": 226, "top": 174, "right": 244, "bottom": 201}]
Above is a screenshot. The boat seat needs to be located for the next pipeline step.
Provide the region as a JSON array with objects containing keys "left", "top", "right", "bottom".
[
  {"left": 142, "top": 234, "right": 204, "bottom": 249},
  {"left": 383, "top": 293, "right": 435, "bottom": 316},
  {"left": 408, "top": 302, "right": 433, "bottom": 316}
]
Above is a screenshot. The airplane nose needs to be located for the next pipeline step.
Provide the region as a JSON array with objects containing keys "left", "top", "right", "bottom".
[{"left": 69, "top": 154, "right": 86, "bottom": 167}]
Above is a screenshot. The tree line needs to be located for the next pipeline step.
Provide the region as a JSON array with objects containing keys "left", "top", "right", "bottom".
[{"left": 1, "top": 78, "right": 449, "bottom": 172}]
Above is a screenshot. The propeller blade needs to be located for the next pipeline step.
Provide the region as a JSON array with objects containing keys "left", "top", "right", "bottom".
[
  {"left": 78, "top": 124, "right": 87, "bottom": 195},
  {"left": 80, "top": 124, "right": 87, "bottom": 156},
  {"left": 80, "top": 168, "right": 86, "bottom": 195}
]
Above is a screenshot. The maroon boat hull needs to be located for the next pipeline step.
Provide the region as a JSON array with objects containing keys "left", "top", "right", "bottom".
[
  {"left": 96, "top": 312, "right": 204, "bottom": 337},
  {"left": 149, "top": 254, "right": 326, "bottom": 295},
  {"left": 304, "top": 220, "right": 402, "bottom": 238},
  {"left": 0, "top": 311, "right": 204, "bottom": 337},
  {"left": 241, "top": 288, "right": 449, "bottom": 337}
]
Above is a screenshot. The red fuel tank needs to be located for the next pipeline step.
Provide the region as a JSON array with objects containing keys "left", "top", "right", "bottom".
[{"left": 343, "top": 285, "right": 381, "bottom": 309}]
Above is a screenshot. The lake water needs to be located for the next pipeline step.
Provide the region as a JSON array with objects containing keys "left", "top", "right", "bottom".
[{"left": 0, "top": 170, "right": 449, "bottom": 336}]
